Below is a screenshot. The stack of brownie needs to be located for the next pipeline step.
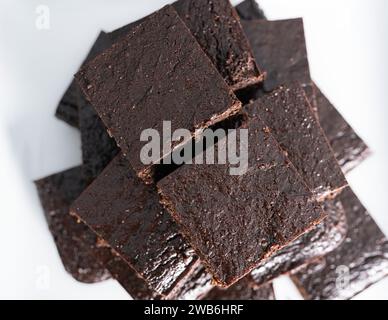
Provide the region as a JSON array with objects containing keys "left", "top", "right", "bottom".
[{"left": 35, "top": 0, "right": 388, "bottom": 300}]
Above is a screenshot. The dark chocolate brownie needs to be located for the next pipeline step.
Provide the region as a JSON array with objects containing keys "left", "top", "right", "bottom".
[
  {"left": 158, "top": 116, "right": 325, "bottom": 287},
  {"left": 75, "top": 6, "right": 241, "bottom": 183},
  {"left": 251, "top": 196, "right": 347, "bottom": 285},
  {"left": 238, "top": 16, "right": 370, "bottom": 173},
  {"left": 244, "top": 86, "right": 348, "bottom": 199},
  {"left": 34, "top": 167, "right": 110, "bottom": 283},
  {"left": 109, "top": 0, "right": 264, "bottom": 91},
  {"left": 314, "top": 84, "right": 371, "bottom": 174},
  {"left": 55, "top": 32, "right": 111, "bottom": 128},
  {"left": 71, "top": 154, "right": 199, "bottom": 297},
  {"left": 180, "top": 192, "right": 347, "bottom": 289},
  {"left": 203, "top": 277, "right": 275, "bottom": 300},
  {"left": 242, "top": 18, "right": 311, "bottom": 93},
  {"left": 34, "top": 166, "right": 169, "bottom": 298},
  {"left": 236, "top": 0, "right": 266, "bottom": 20},
  {"left": 292, "top": 188, "right": 388, "bottom": 300},
  {"left": 172, "top": 0, "right": 263, "bottom": 91},
  {"left": 183, "top": 160, "right": 347, "bottom": 287}
]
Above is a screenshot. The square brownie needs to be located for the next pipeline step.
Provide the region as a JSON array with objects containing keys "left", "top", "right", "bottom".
[
  {"left": 158, "top": 116, "right": 325, "bottom": 287},
  {"left": 244, "top": 85, "right": 348, "bottom": 199},
  {"left": 238, "top": 16, "right": 370, "bottom": 174},
  {"left": 70, "top": 154, "right": 199, "bottom": 298},
  {"left": 75, "top": 6, "right": 241, "bottom": 183},
  {"left": 107, "top": 0, "right": 264, "bottom": 91}
]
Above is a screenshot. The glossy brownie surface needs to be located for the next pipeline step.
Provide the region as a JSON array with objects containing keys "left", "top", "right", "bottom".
[
  {"left": 71, "top": 155, "right": 198, "bottom": 296},
  {"left": 75, "top": 6, "right": 241, "bottom": 180},
  {"left": 158, "top": 116, "right": 324, "bottom": 286},
  {"left": 292, "top": 188, "right": 388, "bottom": 300},
  {"left": 245, "top": 86, "right": 348, "bottom": 199}
]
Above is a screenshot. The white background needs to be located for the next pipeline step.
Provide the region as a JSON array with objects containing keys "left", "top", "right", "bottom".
[{"left": 0, "top": 0, "right": 387, "bottom": 300}]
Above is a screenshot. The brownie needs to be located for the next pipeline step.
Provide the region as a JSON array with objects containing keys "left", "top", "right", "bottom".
[
  {"left": 71, "top": 154, "right": 199, "bottom": 297},
  {"left": 292, "top": 188, "right": 388, "bottom": 300},
  {"left": 107, "top": 0, "right": 264, "bottom": 91},
  {"left": 181, "top": 187, "right": 347, "bottom": 289},
  {"left": 34, "top": 166, "right": 168, "bottom": 298},
  {"left": 172, "top": 0, "right": 263, "bottom": 91},
  {"left": 251, "top": 196, "right": 347, "bottom": 285},
  {"left": 314, "top": 84, "right": 371, "bottom": 174},
  {"left": 203, "top": 277, "right": 275, "bottom": 300},
  {"left": 158, "top": 116, "right": 325, "bottom": 287},
  {"left": 34, "top": 158, "right": 210, "bottom": 299},
  {"left": 242, "top": 18, "right": 311, "bottom": 93},
  {"left": 244, "top": 86, "right": 348, "bottom": 199},
  {"left": 75, "top": 6, "right": 241, "bottom": 183},
  {"left": 239, "top": 16, "right": 370, "bottom": 173},
  {"left": 34, "top": 167, "right": 110, "bottom": 283},
  {"left": 235, "top": 0, "right": 266, "bottom": 20},
  {"left": 55, "top": 32, "right": 111, "bottom": 128}
]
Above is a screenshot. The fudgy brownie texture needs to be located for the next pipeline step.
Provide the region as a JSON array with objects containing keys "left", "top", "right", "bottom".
[
  {"left": 34, "top": 167, "right": 110, "bottom": 283},
  {"left": 242, "top": 19, "right": 310, "bottom": 93},
  {"left": 292, "top": 188, "right": 388, "bottom": 300},
  {"left": 244, "top": 86, "right": 348, "bottom": 199},
  {"left": 251, "top": 196, "right": 347, "bottom": 285},
  {"left": 314, "top": 84, "right": 371, "bottom": 174},
  {"left": 158, "top": 117, "right": 325, "bottom": 287},
  {"left": 55, "top": 32, "right": 111, "bottom": 128},
  {"left": 71, "top": 154, "right": 198, "bottom": 297},
  {"left": 236, "top": 0, "right": 266, "bottom": 20},
  {"left": 75, "top": 6, "right": 241, "bottom": 183},
  {"left": 203, "top": 277, "right": 275, "bottom": 300},
  {"left": 238, "top": 14, "right": 370, "bottom": 173},
  {"left": 172, "top": 0, "right": 263, "bottom": 91}
]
